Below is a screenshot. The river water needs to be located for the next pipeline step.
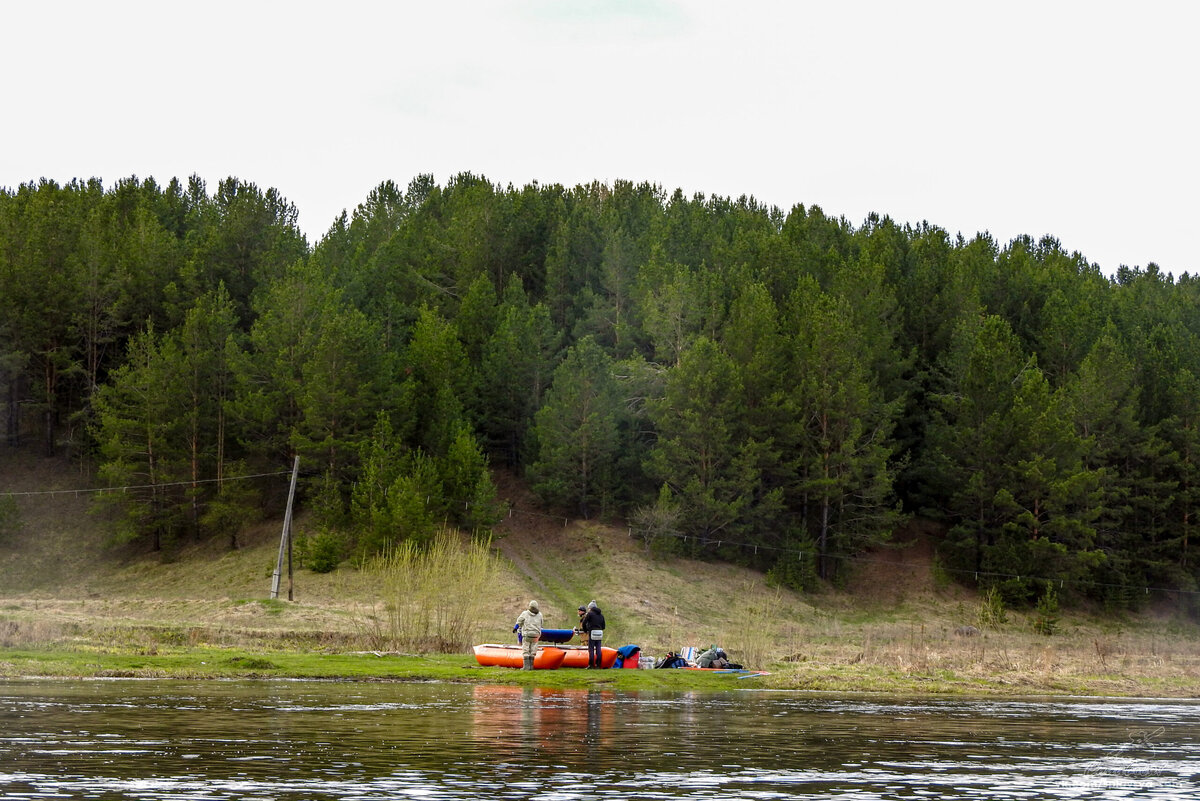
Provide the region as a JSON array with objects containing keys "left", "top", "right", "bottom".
[{"left": 0, "top": 679, "right": 1195, "bottom": 799}]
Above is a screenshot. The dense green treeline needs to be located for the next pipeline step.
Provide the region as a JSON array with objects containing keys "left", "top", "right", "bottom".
[{"left": 2, "top": 173, "right": 1198, "bottom": 610}]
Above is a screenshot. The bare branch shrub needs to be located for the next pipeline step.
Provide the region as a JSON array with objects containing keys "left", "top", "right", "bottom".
[{"left": 367, "top": 528, "right": 500, "bottom": 652}]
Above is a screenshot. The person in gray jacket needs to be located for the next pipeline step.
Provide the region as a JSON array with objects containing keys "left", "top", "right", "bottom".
[{"left": 514, "top": 600, "right": 543, "bottom": 670}]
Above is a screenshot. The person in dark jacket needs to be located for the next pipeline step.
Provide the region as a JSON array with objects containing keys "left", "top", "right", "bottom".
[{"left": 580, "top": 600, "right": 605, "bottom": 668}]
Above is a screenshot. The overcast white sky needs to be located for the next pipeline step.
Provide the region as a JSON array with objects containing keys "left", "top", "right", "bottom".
[{"left": 2, "top": 1, "right": 1195, "bottom": 276}]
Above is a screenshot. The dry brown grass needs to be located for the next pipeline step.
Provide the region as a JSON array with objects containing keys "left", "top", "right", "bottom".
[{"left": 767, "top": 608, "right": 1200, "bottom": 695}]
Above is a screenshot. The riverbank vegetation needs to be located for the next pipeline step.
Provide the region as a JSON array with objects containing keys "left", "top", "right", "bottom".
[
  {"left": 2, "top": 173, "right": 1200, "bottom": 696},
  {"left": 3, "top": 175, "right": 1200, "bottom": 612},
  {"left": 1, "top": 473, "right": 1197, "bottom": 696}
]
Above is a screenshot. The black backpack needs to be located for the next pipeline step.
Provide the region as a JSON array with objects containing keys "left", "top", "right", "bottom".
[{"left": 655, "top": 652, "right": 688, "bottom": 669}]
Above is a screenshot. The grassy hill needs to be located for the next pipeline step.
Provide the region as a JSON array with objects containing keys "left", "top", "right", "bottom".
[{"left": 2, "top": 447, "right": 1199, "bottom": 696}]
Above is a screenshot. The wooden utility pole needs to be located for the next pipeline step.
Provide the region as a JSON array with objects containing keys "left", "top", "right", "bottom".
[{"left": 270, "top": 455, "right": 300, "bottom": 600}]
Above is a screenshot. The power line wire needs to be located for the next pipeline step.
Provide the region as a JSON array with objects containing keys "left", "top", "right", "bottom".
[{"left": 0, "top": 470, "right": 291, "bottom": 498}]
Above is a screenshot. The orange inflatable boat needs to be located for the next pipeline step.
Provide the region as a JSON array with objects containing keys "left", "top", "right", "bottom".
[
  {"left": 472, "top": 644, "right": 566, "bottom": 669},
  {"left": 556, "top": 645, "right": 619, "bottom": 668}
]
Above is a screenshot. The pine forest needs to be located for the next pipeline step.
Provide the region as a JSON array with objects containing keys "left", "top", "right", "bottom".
[{"left": 2, "top": 173, "right": 1198, "bottom": 614}]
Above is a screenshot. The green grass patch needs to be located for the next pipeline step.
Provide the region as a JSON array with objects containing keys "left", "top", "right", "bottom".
[
  {"left": 225, "top": 656, "right": 279, "bottom": 670},
  {"left": 3, "top": 644, "right": 1196, "bottom": 697},
  {"left": 0, "top": 644, "right": 772, "bottom": 689}
]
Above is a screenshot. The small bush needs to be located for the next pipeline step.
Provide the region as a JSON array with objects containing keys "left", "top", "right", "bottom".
[
  {"left": 767, "top": 552, "right": 820, "bottom": 593},
  {"left": 306, "top": 529, "right": 344, "bottom": 574},
  {"left": 978, "top": 585, "right": 1008, "bottom": 629},
  {"left": 226, "top": 656, "right": 278, "bottom": 670},
  {"left": 1032, "top": 584, "right": 1060, "bottom": 636}
]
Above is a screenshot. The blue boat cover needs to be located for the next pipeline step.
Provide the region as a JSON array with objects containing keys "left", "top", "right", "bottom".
[{"left": 538, "top": 628, "right": 577, "bottom": 644}]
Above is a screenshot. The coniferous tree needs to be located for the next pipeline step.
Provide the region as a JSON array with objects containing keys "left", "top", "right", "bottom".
[
  {"left": 1, "top": 180, "right": 95, "bottom": 455},
  {"left": 995, "top": 364, "right": 1102, "bottom": 601},
  {"left": 475, "top": 279, "right": 559, "bottom": 467},
  {"left": 294, "top": 300, "right": 392, "bottom": 480},
  {"left": 785, "top": 280, "right": 902, "bottom": 578},
  {"left": 173, "top": 284, "right": 241, "bottom": 537},
  {"left": 91, "top": 323, "right": 186, "bottom": 550},
  {"left": 1069, "top": 329, "right": 1180, "bottom": 605},
  {"left": 645, "top": 337, "right": 753, "bottom": 547},
  {"left": 529, "top": 336, "right": 623, "bottom": 518},
  {"left": 402, "top": 306, "right": 473, "bottom": 459},
  {"left": 441, "top": 421, "right": 503, "bottom": 533},
  {"left": 233, "top": 262, "right": 340, "bottom": 470},
  {"left": 923, "top": 314, "right": 1028, "bottom": 577},
  {"left": 636, "top": 257, "right": 701, "bottom": 367},
  {"left": 719, "top": 280, "right": 790, "bottom": 556},
  {"left": 1161, "top": 368, "right": 1200, "bottom": 588}
]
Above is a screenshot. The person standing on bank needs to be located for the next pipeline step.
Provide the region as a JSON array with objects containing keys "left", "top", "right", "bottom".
[
  {"left": 581, "top": 600, "right": 605, "bottom": 668},
  {"left": 514, "top": 600, "right": 543, "bottom": 670}
]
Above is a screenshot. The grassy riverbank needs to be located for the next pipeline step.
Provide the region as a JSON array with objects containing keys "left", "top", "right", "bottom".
[
  {"left": 3, "top": 606, "right": 1197, "bottom": 697},
  {"left": 3, "top": 638, "right": 1196, "bottom": 697},
  {"left": 0, "top": 645, "right": 779, "bottom": 691},
  {"left": 2, "top": 451, "right": 1199, "bottom": 697}
]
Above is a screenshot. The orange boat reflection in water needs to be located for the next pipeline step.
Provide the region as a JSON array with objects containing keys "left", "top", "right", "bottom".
[{"left": 469, "top": 685, "right": 621, "bottom": 759}]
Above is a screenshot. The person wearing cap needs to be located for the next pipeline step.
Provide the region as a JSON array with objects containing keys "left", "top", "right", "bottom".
[
  {"left": 514, "top": 600, "right": 543, "bottom": 670},
  {"left": 580, "top": 600, "right": 605, "bottom": 668}
]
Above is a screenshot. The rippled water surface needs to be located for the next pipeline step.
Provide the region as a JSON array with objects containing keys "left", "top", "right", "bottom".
[{"left": 1, "top": 679, "right": 1196, "bottom": 799}]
